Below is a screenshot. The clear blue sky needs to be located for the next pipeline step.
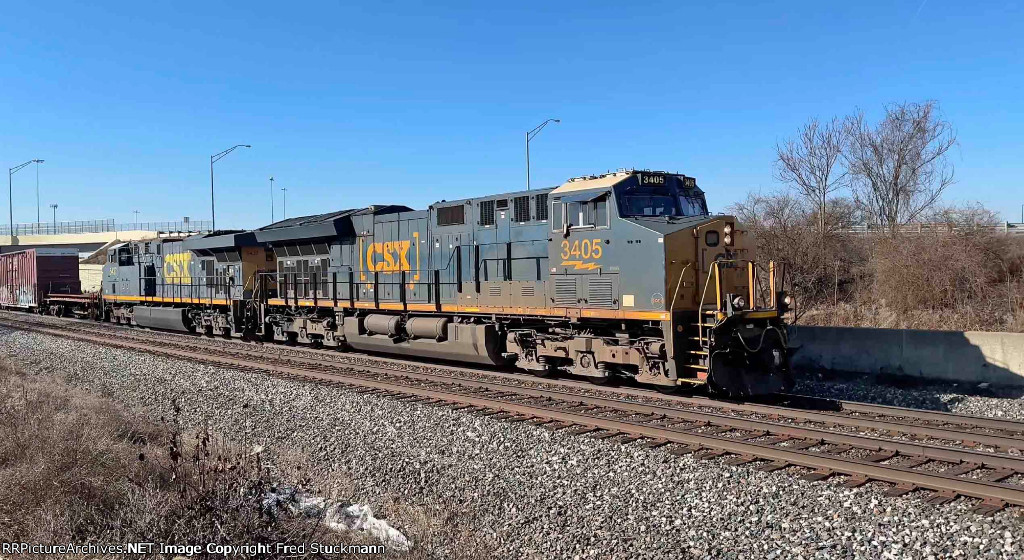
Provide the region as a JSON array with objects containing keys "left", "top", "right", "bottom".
[{"left": 1, "top": 1, "right": 1021, "bottom": 229}]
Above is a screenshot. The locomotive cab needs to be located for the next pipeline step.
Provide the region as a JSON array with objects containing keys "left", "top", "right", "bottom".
[{"left": 547, "top": 170, "right": 791, "bottom": 396}]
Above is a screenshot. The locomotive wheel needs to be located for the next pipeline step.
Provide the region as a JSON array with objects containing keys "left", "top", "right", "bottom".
[
  {"left": 654, "top": 384, "right": 682, "bottom": 395},
  {"left": 531, "top": 366, "right": 559, "bottom": 379}
]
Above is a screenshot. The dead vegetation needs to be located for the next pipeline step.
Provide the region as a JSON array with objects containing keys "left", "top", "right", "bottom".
[
  {"left": 0, "top": 360, "right": 492, "bottom": 558},
  {"left": 732, "top": 193, "right": 1024, "bottom": 332},
  {"left": 731, "top": 100, "right": 1022, "bottom": 332}
]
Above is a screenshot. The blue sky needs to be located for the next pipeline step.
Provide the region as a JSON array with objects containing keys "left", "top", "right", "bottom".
[{"left": 1, "top": 1, "right": 1022, "bottom": 229}]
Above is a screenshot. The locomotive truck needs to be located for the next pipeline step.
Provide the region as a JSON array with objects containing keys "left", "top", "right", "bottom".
[{"left": 96, "top": 170, "right": 791, "bottom": 396}]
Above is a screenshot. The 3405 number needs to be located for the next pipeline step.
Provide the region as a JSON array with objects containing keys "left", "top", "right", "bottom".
[{"left": 560, "top": 239, "right": 604, "bottom": 260}]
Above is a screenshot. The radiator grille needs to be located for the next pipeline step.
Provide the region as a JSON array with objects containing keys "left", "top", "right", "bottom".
[
  {"left": 587, "top": 278, "right": 614, "bottom": 308},
  {"left": 554, "top": 278, "right": 577, "bottom": 306},
  {"left": 520, "top": 285, "right": 535, "bottom": 297},
  {"left": 488, "top": 285, "right": 502, "bottom": 297}
]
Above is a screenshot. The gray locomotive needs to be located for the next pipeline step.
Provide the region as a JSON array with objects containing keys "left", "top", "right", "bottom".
[{"left": 102, "top": 170, "right": 792, "bottom": 396}]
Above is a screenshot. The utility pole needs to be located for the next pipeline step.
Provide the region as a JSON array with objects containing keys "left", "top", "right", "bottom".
[
  {"left": 49, "top": 204, "right": 58, "bottom": 230},
  {"left": 209, "top": 144, "right": 251, "bottom": 231},
  {"left": 8, "top": 159, "right": 43, "bottom": 238},
  {"left": 35, "top": 160, "right": 42, "bottom": 227},
  {"left": 281, "top": 187, "right": 288, "bottom": 219},
  {"left": 270, "top": 176, "right": 275, "bottom": 222},
  {"left": 133, "top": 210, "right": 140, "bottom": 229},
  {"left": 526, "top": 119, "right": 560, "bottom": 190}
]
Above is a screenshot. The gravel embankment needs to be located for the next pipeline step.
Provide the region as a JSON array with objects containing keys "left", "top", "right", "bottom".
[{"left": 2, "top": 327, "right": 1022, "bottom": 559}]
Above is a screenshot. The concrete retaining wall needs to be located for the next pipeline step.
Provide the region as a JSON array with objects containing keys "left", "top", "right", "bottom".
[{"left": 787, "top": 325, "right": 1024, "bottom": 387}]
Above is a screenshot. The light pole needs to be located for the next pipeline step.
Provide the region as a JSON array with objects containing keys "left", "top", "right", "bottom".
[
  {"left": 34, "top": 160, "right": 44, "bottom": 229},
  {"left": 8, "top": 159, "right": 43, "bottom": 238},
  {"left": 210, "top": 144, "right": 251, "bottom": 231},
  {"left": 270, "top": 176, "right": 275, "bottom": 223},
  {"left": 281, "top": 187, "right": 288, "bottom": 219},
  {"left": 133, "top": 210, "right": 140, "bottom": 229},
  {"left": 49, "top": 204, "right": 58, "bottom": 230},
  {"left": 526, "top": 119, "right": 560, "bottom": 190}
]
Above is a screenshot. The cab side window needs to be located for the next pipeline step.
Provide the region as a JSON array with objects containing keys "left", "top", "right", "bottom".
[{"left": 568, "top": 194, "right": 609, "bottom": 229}]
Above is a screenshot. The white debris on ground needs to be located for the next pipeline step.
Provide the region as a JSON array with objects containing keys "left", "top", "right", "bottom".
[
  {"left": 262, "top": 485, "right": 412, "bottom": 551},
  {"left": 2, "top": 328, "right": 1023, "bottom": 559}
]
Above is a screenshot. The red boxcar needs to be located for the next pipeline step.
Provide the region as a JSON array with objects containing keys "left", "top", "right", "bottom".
[{"left": 0, "top": 248, "right": 82, "bottom": 309}]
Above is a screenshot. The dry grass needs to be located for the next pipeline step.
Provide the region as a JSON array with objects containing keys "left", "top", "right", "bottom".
[
  {"left": 732, "top": 193, "right": 1024, "bottom": 332},
  {"left": 0, "top": 360, "right": 493, "bottom": 559}
]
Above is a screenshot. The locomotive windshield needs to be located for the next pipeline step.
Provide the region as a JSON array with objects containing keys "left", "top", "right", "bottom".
[{"left": 615, "top": 175, "right": 708, "bottom": 218}]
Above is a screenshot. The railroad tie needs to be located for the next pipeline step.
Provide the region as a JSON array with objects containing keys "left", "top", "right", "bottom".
[
  {"left": 981, "top": 468, "right": 1014, "bottom": 482},
  {"left": 925, "top": 490, "right": 958, "bottom": 505},
  {"left": 802, "top": 469, "right": 834, "bottom": 482},
  {"left": 942, "top": 462, "right": 981, "bottom": 476},
  {"left": 756, "top": 460, "right": 789, "bottom": 473},
  {"left": 666, "top": 445, "right": 703, "bottom": 456},
  {"left": 697, "top": 449, "right": 727, "bottom": 461},
  {"left": 590, "top": 430, "right": 624, "bottom": 440},
  {"left": 865, "top": 449, "right": 897, "bottom": 463},
  {"left": 723, "top": 454, "right": 758, "bottom": 466},
  {"left": 883, "top": 483, "right": 917, "bottom": 497},
  {"left": 970, "top": 498, "right": 1007, "bottom": 516},
  {"left": 642, "top": 438, "right": 670, "bottom": 449},
  {"left": 843, "top": 475, "right": 870, "bottom": 488}
]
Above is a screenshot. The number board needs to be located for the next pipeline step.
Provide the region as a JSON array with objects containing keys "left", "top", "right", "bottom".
[
  {"left": 681, "top": 176, "right": 697, "bottom": 188},
  {"left": 638, "top": 173, "right": 666, "bottom": 186}
]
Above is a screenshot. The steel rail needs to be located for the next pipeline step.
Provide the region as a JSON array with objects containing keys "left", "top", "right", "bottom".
[
  {"left": 3, "top": 317, "right": 1024, "bottom": 511},
  {"left": 2, "top": 313, "right": 1022, "bottom": 450}
]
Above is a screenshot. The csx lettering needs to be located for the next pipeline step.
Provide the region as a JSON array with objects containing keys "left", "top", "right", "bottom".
[
  {"left": 163, "top": 253, "right": 192, "bottom": 284},
  {"left": 560, "top": 239, "right": 603, "bottom": 260},
  {"left": 366, "top": 240, "right": 412, "bottom": 272}
]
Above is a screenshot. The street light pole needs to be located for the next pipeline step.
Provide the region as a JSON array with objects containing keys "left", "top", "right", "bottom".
[
  {"left": 8, "top": 159, "right": 42, "bottom": 238},
  {"left": 35, "top": 160, "right": 43, "bottom": 227},
  {"left": 209, "top": 144, "right": 251, "bottom": 231},
  {"left": 526, "top": 118, "right": 560, "bottom": 190},
  {"left": 281, "top": 187, "right": 288, "bottom": 219},
  {"left": 50, "top": 204, "right": 58, "bottom": 230},
  {"left": 270, "top": 176, "right": 275, "bottom": 223},
  {"left": 133, "top": 210, "right": 140, "bottom": 229}
]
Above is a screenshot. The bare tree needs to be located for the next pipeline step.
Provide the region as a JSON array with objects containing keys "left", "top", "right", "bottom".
[
  {"left": 845, "top": 101, "right": 956, "bottom": 233},
  {"left": 775, "top": 117, "right": 847, "bottom": 235}
]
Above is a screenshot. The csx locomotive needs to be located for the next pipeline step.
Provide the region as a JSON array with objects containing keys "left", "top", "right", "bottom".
[{"left": 101, "top": 170, "right": 792, "bottom": 396}]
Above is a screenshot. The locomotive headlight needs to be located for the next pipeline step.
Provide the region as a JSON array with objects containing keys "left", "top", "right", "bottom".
[
  {"left": 783, "top": 295, "right": 794, "bottom": 307},
  {"left": 723, "top": 234, "right": 733, "bottom": 246},
  {"left": 723, "top": 224, "right": 733, "bottom": 235}
]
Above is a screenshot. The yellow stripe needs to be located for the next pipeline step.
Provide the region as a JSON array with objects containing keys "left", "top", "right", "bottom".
[
  {"left": 107, "top": 293, "right": 672, "bottom": 321},
  {"left": 104, "top": 295, "right": 231, "bottom": 306},
  {"left": 740, "top": 310, "right": 779, "bottom": 319}
]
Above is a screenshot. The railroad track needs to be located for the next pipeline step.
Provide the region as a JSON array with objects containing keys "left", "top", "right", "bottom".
[{"left": 2, "top": 312, "right": 1024, "bottom": 514}]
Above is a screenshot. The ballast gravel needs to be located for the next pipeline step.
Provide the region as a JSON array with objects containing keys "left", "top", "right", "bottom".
[
  {"left": 797, "top": 374, "right": 1024, "bottom": 423},
  {"left": 1, "top": 327, "right": 1022, "bottom": 559}
]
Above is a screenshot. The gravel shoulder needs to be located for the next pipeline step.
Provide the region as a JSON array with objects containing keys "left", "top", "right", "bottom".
[{"left": 2, "top": 327, "right": 1022, "bottom": 559}]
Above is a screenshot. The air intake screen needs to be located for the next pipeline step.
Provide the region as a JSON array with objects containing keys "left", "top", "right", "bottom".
[
  {"left": 513, "top": 195, "right": 530, "bottom": 223},
  {"left": 535, "top": 193, "right": 549, "bottom": 221},
  {"left": 479, "top": 200, "right": 495, "bottom": 226}
]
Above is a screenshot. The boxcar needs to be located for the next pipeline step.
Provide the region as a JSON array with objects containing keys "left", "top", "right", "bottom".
[{"left": 0, "top": 248, "right": 82, "bottom": 309}]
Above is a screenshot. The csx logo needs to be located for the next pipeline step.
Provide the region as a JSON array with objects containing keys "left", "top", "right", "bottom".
[
  {"left": 163, "top": 253, "right": 193, "bottom": 284},
  {"left": 365, "top": 240, "right": 412, "bottom": 272}
]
